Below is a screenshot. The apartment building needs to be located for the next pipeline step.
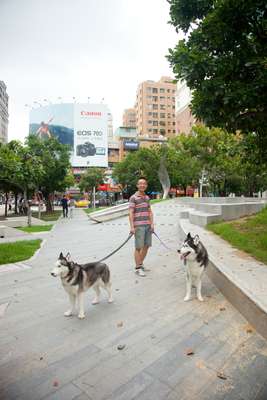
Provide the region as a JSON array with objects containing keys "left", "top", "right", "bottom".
[
  {"left": 122, "top": 108, "right": 136, "bottom": 128},
  {"left": 0, "top": 81, "right": 9, "bottom": 143},
  {"left": 135, "top": 76, "right": 176, "bottom": 138}
]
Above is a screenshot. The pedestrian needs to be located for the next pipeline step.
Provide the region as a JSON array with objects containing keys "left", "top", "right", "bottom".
[
  {"left": 69, "top": 196, "right": 75, "bottom": 218},
  {"left": 129, "top": 177, "right": 154, "bottom": 277},
  {"left": 61, "top": 195, "right": 68, "bottom": 218},
  {"left": 8, "top": 197, "right": 12, "bottom": 212}
]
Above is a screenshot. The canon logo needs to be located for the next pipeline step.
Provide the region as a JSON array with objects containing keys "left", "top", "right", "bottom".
[{"left": 81, "top": 111, "right": 102, "bottom": 116}]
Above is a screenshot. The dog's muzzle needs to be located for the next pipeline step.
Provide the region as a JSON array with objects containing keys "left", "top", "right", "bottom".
[
  {"left": 51, "top": 272, "right": 57, "bottom": 277},
  {"left": 180, "top": 251, "right": 191, "bottom": 260}
]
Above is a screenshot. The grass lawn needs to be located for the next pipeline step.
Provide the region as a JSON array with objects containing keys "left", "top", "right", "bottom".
[
  {"left": 150, "top": 198, "right": 170, "bottom": 204},
  {"left": 207, "top": 207, "right": 267, "bottom": 265},
  {"left": 18, "top": 224, "right": 53, "bottom": 233},
  {"left": 32, "top": 210, "right": 62, "bottom": 221},
  {"left": 0, "top": 240, "right": 42, "bottom": 265}
]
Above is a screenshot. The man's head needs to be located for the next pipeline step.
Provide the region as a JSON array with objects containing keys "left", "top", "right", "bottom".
[{"left": 136, "top": 177, "right": 148, "bottom": 193}]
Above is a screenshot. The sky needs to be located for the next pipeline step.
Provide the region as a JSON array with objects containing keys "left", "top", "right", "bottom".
[{"left": 0, "top": 0, "right": 182, "bottom": 142}]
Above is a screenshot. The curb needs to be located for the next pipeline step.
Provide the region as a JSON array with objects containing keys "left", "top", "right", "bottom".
[{"left": 178, "top": 219, "right": 267, "bottom": 340}]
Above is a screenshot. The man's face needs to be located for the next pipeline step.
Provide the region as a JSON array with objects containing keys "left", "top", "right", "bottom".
[{"left": 137, "top": 179, "right": 147, "bottom": 192}]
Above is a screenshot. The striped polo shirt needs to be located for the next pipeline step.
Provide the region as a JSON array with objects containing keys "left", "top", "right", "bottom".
[{"left": 129, "top": 192, "right": 151, "bottom": 227}]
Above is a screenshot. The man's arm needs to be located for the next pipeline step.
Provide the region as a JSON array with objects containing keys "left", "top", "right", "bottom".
[
  {"left": 149, "top": 207, "right": 154, "bottom": 232},
  {"left": 129, "top": 208, "right": 135, "bottom": 234}
]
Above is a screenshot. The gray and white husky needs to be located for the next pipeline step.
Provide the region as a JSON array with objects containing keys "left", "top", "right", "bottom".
[
  {"left": 178, "top": 233, "right": 209, "bottom": 302},
  {"left": 51, "top": 252, "right": 113, "bottom": 319}
]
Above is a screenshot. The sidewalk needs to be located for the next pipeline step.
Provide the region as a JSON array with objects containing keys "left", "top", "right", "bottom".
[{"left": 0, "top": 204, "right": 267, "bottom": 400}]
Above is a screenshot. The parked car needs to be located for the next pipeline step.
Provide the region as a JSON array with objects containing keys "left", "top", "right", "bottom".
[{"left": 75, "top": 199, "right": 90, "bottom": 208}]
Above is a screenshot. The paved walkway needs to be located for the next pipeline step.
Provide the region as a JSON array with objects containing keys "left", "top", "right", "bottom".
[{"left": 0, "top": 201, "right": 267, "bottom": 400}]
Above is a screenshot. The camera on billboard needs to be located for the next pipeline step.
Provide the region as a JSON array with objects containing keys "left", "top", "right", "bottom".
[{"left": 76, "top": 142, "right": 96, "bottom": 157}]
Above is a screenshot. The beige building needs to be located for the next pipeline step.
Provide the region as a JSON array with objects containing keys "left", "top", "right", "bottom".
[
  {"left": 122, "top": 108, "right": 136, "bottom": 128},
  {"left": 135, "top": 76, "right": 176, "bottom": 138},
  {"left": 0, "top": 81, "right": 9, "bottom": 144},
  {"left": 175, "top": 80, "right": 196, "bottom": 135}
]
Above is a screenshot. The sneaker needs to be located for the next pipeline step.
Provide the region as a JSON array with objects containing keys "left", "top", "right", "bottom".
[{"left": 135, "top": 267, "right": 146, "bottom": 277}]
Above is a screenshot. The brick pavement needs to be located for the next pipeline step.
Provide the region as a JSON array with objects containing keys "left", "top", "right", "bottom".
[{"left": 0, "top": 201, "right": 266, "bottom": 400}]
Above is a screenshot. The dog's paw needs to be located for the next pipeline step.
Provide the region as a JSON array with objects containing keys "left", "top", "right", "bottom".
[
  {"left": 108, "top": 298, "right": 114, "bottom": 303},
  {"left": 78, "top": 313, "right": 85, "bottom": 319},
  {"left": 92, "top": 299, "right": 99, "bottom": 305},
  {"left": 184, "top": 296, "right": 191, "bottom": 302},
  {"left": 197, "top": 297, "right": 204, "bottom": 302},
  {"left": 64, "top": 310, "right": 73, "bottom": 317}
]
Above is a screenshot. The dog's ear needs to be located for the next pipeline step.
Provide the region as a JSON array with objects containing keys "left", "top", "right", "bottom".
[
  {"left": 193, "top": 235, "right": 200, "bottom": 246},
  {"left": 59, "top": 252, "right": 63, "bottom": 259},
  {"left": 66, "top": 252, "right": 71, "bottom": 262},
  {"left": 187, "top": 232, "right": 192, "bottom": 239}
]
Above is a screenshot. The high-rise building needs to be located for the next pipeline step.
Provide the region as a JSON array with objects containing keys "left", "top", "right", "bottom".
[
  {"left": 135, "top": 76, "right": 176, "bottom": 138},
  {"left": 175, "top": 80, "right": 196, "bottom": 135},
  {"left": 0, "top": 81, "right": 9, "bottom": 143},
  {"left": 122, "top": 108, "right": 136, "bottom": 128}
]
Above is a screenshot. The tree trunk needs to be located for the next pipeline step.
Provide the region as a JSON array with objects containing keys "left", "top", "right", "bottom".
[
  {"left": 14, "top": 193, "right": 18, "bottom": 214},
  {"left": 23, "top": 189, "right": 32, "bottom": 227},
  {"left": 5, "top": 192, "right": 8, "bottom": 217},
  {"left": 45, "top": 193, "right": 53, "bottom": 213}
]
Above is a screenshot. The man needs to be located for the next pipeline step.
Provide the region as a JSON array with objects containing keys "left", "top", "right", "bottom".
[
  {"left": 61, "top": 195, "right": 68, "bottom": 218},
  {"left": 129, "top": 177, "right": 154, "bottom": 277}
]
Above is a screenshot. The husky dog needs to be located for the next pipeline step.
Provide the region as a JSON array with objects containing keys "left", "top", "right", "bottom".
[
  {"left": 51, "top": 252, "right": 113, "bottom": 319},
  {"left": 178, "top": 233, "right": 209, "bottom": 302}
]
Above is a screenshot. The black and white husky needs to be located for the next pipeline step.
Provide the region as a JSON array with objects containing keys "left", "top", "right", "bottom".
[
  {"left": 51, "top": 252, "right": 113, "bottom": 319},
  {"left": 178, "top": 233, "right": 209, "bottom": 302}
]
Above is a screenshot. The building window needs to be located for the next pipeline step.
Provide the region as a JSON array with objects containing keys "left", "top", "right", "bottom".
[
  {"left": 167, "top": 89, "right": 170, "bottom": 93},
  {"left": 160, "top": 121, "right": 166, "bottom": 126},
  {"left": 160, "top": 96, "right": 165, "bottom": 101},
  {"left": 148, "top": 112, "right": 152, "bottom": 116},
  {"left": 148, "top": 120, "right": 153, "bottom": 124},
  {"left": 148, "top": 104, "right": 153, "bottom": 110},
  {"left": 152, "top": 96, "right": 158, "bottom": 102},
  {"left": 152, "top": 88, "right": 158, "bottom": 93},
  {"left": 172, "top": 97, "right": 175, "bottom": 101},
  {"left": 152, "top": 112, "right": 158, "bottom": 118},
  {"left": 172, "top": 90, "right": 176, "bottom": 93},
  {"left": 153, "top": 121, "right": 158, "bottom": 126},
  {"left": 153, "top": 129, "right": 158, "bottom": 134},
  {"left": 173, "top": 122, "right": 176, "bottom": 126},
  {"left": 173, "top": 129, "right": 176, "bottom": 133},
  {"left": 160, "top": 113, "right": 165, "bottom": 118},
  {"left": 148, "top": 129, "right": 152, "bottom": 132},
  {"left": 147, "top": 87, "right": 152, "bottom": 93},
  {"left": 160, "top": 129, "right": 166, "bottom": 135},
  {"left": 160, "top": 105, "right": 166, "bottom": 110},
  {"left": 160, "top": 88, "right": 165, "bottom": 93},
  {"left": 153, "top": 104, "right": 158, "bottom": 110},
  {"left": 172, "top": 106, "right": 175, "bottom": 109},
  {"left": 168, "top": 129, "right": 171, "bottom": 133}
]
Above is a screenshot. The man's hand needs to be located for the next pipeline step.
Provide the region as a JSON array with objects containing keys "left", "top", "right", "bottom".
[
  {"left": 150, "top": 224, "right": 154, "bottom": 233},
  {"left": 130, "top": 227, "right": 135, "bottom": 234}
]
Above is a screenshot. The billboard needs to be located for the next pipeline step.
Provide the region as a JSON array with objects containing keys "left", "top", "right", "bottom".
[{"left": 29, "top": 103, "right": 108, "bottom": 167}]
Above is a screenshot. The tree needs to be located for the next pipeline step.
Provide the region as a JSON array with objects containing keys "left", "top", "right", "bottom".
[
  {"left": 112, "top": 148, "right": 161, "bottom": 196},
  {"left": 5, "top": 141, "right": 44, "bottom": 225},
  {"left": 79, "top": 168, "right": 105, "bottom": 206},
  {"left": 27, "top": 135, "right": 71, "bottom": 212},
  {"left": 168, "top": 0, "right": 267, "bottom": 157}
]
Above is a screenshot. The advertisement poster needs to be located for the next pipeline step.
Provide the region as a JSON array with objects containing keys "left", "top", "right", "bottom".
[
  {"left": 73, "top": 104, "right": 108, "bottom": 167},
  {"left": 29, "top": 104, "right": 74, "bottom": 148},
  {"left": 29, "top": 103, "right": 108, "bottom": 167}
]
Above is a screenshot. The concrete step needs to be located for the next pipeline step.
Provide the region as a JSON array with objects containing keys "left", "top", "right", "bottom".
[{"left": 189, "top": 211, "right": 221, "bottom": 227}]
